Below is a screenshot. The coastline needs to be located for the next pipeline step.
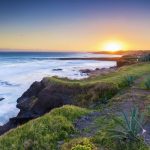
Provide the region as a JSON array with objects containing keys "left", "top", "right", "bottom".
[
  {"left": 58, "top": 57, "right": 121, "bottom": 61},
  {"left": 0, "top": 56, "right": 120, "bottom": 135},
  {"left": 0, "top": 51, "right": 148, "bottom": 135},
  {"left": 0, "top": 52, "right": 119, "bottom": 126}
]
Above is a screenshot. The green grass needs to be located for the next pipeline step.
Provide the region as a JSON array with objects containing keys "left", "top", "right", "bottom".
[{"left": 0, "top": 105, "right": 89, "bottom": 150}]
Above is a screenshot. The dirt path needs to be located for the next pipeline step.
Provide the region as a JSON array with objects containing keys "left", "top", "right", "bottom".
[
  {"left": 111, "top": 75, "right": 150, "bottom": 114},
  {"left": 74, "top": 74, "right": 150, "bottom": 143},
  {"left": 74, "top": 111, "right": 102, "bottom": 137}
]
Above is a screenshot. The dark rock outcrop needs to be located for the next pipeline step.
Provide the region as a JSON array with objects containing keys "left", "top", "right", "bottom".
[
  {"left": 16, "top": 78, "right": 80, "bottom": 119},
  {"left": 80, "top": 69, "right": 91, "bottom": 74}
]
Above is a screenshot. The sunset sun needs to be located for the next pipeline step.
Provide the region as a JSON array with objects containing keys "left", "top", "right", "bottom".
[{"left": 103, "top": 42, "right": 124, "bottom": 52}]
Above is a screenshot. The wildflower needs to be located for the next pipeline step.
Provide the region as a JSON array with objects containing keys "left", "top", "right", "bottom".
[{"left": 142, "top": 129, "right": 146, "bottom": 135}]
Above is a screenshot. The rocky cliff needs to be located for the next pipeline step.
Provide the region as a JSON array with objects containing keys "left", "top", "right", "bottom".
[{"left": 0, "top": 77, "right": 82, "bottom": 135}]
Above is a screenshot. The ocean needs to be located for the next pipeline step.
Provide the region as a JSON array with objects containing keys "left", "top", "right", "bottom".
[{"left": 0, "top": 52, "right": 120, "bottom": 125}]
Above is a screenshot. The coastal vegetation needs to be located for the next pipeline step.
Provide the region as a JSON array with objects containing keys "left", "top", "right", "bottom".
[
  {"left": 0, "top": 62, "right": 150, "bottom": 149},
  {"left": 0, "top": 106, "right": 89, "bottom": 150},
  {"left": 61, "top": 109, "right": 148, "bottom": 150}
]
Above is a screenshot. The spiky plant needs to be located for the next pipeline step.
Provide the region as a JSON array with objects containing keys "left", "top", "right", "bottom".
[
  {"left": 123, "top": 75, "right": 135, "bottom": 87},
  {"left": 107, "top": 107, "right": 145, "bottom": 142}
]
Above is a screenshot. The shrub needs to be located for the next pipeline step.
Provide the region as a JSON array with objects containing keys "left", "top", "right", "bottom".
[
  {"left": 123, "top": 75, "right": 135, "bottom": 87},
  {"left": 50, "top": 105, "right": 90, "bottom": 122},
  {"left": 61, "top": 138, "right": 97, "bottom": 150},
  {"left": 76, "top": 83, "right": 118, "bottom": 106}
]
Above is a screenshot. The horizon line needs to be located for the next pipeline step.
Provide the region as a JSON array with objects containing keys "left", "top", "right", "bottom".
[{"left": 0, "top": 49, "right": 150, "bottom": 53}]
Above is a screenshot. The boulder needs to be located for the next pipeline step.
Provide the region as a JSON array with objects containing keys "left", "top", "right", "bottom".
[
  {"left": 80, "top": 69, "right": 92, "bottom": 74},
  {"left": 52, "top": 68, "right": 62, "bottom": 71},
  {"left": 0, "top": 98, "right": 4, "bottom": 101}
]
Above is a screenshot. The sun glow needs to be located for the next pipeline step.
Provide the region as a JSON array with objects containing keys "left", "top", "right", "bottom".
[{"left": 103, "top": 42, "right": 124, "bottom": 52}]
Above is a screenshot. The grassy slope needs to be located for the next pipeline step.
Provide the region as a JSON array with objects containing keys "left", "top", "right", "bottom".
[
  {"left": 1, "top": 63, "right": 150, "bottom": 149},
  {"left": 0, "top": 105, "right": 89, "bottom": 150}
]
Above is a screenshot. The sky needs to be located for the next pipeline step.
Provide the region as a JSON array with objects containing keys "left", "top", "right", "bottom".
[{"left": 0, "top": 0, "right": 150, "bottom": 51}]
